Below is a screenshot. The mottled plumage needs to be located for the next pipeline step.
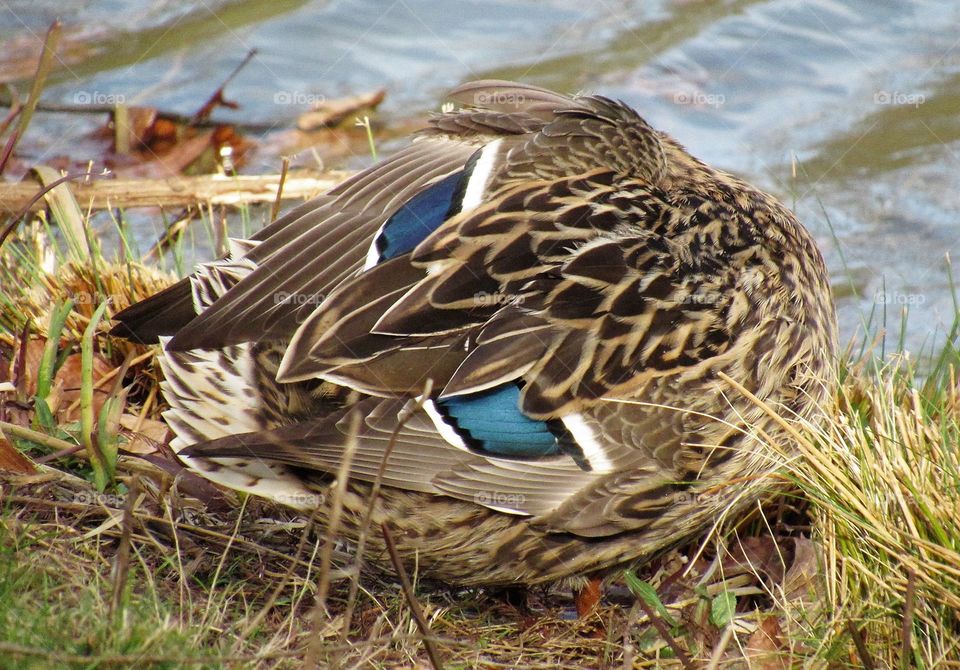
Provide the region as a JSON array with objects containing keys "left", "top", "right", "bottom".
[{"left": 114, "top": 80, "right": 837, "bottom": 586}]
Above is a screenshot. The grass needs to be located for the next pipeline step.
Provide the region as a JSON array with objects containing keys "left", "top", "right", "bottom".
[
  {"left": 0, "top": 515, "right": 253, "bottom": 668},
  {"left": 0, "top": 177, "right": 959, "bottom": 668}
]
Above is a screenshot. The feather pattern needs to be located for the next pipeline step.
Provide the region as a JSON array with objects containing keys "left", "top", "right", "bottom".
[{"left": 114, "top": 80, "right": 837, "bottom": 586}]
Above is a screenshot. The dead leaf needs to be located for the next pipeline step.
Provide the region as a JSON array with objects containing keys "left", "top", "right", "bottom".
[
  {"left": 0, "top": 434, "right": 36, "bottom": 474},
  {"left": 210, "top": 124, "right": 251, "bottom": 170},
  {"left": 743, "top": 615, "right": 789, "bottom": 669},
  {"left": 0, "top": 349, "right": 10, "bottom": 383},
  {"left": 104, "top": 105, "right": 159, "bottom": 153},
  {"left": 296, "top": 88, "right": 386, "bottom": 131},
  {"left": 783, "top": 537, "right": 820, "bottom": 604},
  {"left": 115, "top": 131, "right": 214, "bottom": 179},
  {"left": 118, "top": 414, "right": 169, "bottom": 454},
  {"left": 723, "top": 535, "right": 786, "bottom": 585},
  {"left": 12, "top": 338, "right": 46, "bottom": 397},
  {"left": 53, "top": 352, "right": 114, "bottom": 422}
]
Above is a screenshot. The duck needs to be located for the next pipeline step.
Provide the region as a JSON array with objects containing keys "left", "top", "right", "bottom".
[{"left": 113, "top": 80, "right": 837, "bottom": 592}]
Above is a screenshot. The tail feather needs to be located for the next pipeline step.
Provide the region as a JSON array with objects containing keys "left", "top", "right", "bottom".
[
  {"left": 177, "top": 453, "right": 321, "bottom": 510},
  {"left": 110, "top": 278, "right": 194, "bottom": 343},
  {"left": 158, "top": 339, "right": 267, "bottom": 451}
]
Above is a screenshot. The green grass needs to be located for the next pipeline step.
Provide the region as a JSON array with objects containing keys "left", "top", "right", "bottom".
[{"left": 0, "top": 521, "right": 224, "bottom": 669}]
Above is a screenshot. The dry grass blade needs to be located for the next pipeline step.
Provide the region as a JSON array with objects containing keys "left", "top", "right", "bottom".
[
  {"left": 271, "top": 156, "right": 291, "bottom": 221},
  {"left": 0, "top": 170, "right": 101, "bottom": 251},
  {"left": 381, "top": 522, "right": 444, "bottom": 670},
  {"left": 232, "top": 514, "right": 318, "bottom": 649},
  {"left": 901, "top": 568, "right": 916, "bottom": 670},
  {"left": 0, "top": 171, "right": 345, "bottom": 215},
  {"left": 0, "top": 21, "right": 60, "bottom": 174},
  {"left": 339, "top": 380, "right": 433, "bottom": 645},
  {"left": 108, "top": 476, "right": 139, "bottom": 621},
  {"left": 0, "top": 641, "right": 294, "bottom": 665},
  {"left": 0, "top": 419, "right": 77, "bottom": 452},
  {"left": 305, "top": 393, "right": 361, "bottom": 667},
  {"left": 31, "top": 165, "right": 89, "bottom": 263}
]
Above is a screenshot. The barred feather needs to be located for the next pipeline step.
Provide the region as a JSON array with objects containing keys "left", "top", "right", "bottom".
[{"left": 114, "top": 80, "right": 837, "bottom": 586}]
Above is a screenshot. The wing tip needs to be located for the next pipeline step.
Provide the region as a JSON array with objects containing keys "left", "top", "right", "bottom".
[{"left": 110, "top": 278, "right": 195, "bottom": 344}]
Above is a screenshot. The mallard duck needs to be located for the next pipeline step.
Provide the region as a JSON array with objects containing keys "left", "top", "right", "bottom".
[{"left": 113, "top": 80, "right": 837, "bottom": 589}]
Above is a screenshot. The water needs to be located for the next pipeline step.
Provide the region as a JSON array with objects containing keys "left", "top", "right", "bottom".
[{"left": 2, "top": 0, "right": 958, "bottom": 358}]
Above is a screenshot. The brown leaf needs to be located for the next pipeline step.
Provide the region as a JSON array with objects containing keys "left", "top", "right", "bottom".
[
  {"left": 744, "top": 615, "right": 789, "bottom": 669},
  {"left": 104, "top": 106, "right": 160, "bottom": 153},
  {"left": 13, "top": 338, "right": 46, "bottom": 397},
  {"left": 115, "top": 131, "right": 214, "bottom": 179},
  {"left": 210, "top": 124, "right": 251, "bottom": 170},
  {"left": 723, "top": 535, "right": 786, "bottom": 584},
  {"left": 53, "top": 352, "right": 114, "bottom": 422},
  {"left": 118, "top": 414, "right": 169, "bottom": 454},
  {"left": 0, "top": 349, "right": 10, "bottom": 384},
  {"left": 296, "top": 88, "right": 386, "bottom": 131},
  {"left": 783, "top": 537, "right": 820, "bottom": 603},
  {"left": 0, "top": 435, "right": 36, "bottom": 474}
]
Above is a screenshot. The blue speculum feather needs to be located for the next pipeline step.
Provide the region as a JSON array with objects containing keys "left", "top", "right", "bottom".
[
  {"left": 375, "top": 170, "right": 464, "bottom": 261},
  {"left": 437, "top": 384, "right": 563, "bottom": 457}
]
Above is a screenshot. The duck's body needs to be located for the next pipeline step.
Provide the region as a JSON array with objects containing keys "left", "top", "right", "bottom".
[{"left": 114, "top": 81, "right": 836, "bottom": 586}]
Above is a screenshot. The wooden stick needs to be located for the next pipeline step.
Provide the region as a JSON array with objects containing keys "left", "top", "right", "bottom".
[
  {"left": 0, "top": 170, "right": 349, "bottom": 214},
  {"left": 0, "top": 99, "right": 279, "bottom": 133}
]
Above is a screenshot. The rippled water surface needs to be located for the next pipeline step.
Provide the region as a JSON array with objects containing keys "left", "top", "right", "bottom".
[{"left": 3, "top": 0, "right": 959, "bottom": 356}]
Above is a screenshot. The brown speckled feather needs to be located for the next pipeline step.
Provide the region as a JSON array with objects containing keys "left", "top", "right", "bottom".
[{"left": 119, "top": 80, "right": 837, "bottom": 586}]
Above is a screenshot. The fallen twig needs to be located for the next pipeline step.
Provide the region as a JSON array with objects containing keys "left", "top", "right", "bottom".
[
  {"left": 846, "top": 620, "right": 876, "bottom": 670},
  {"left": 191, "top": 49, "right": 258, "bottom": 124},
  {"left": 0, "top": 170, "right": 348, "bottom": 215},
  {"left": 634, "top": 597, "right": 697, "bottom": 670}
]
